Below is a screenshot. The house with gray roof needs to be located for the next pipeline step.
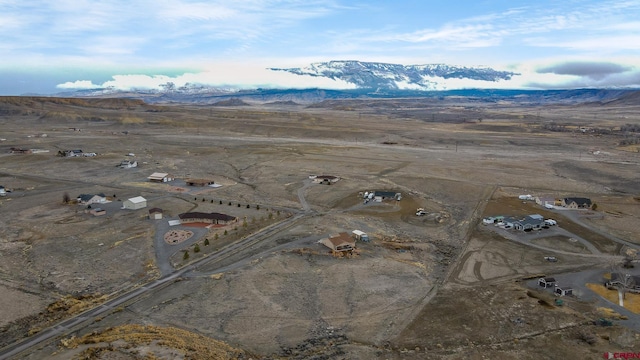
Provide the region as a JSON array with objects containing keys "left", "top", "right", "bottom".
[
  {"left": 513, "top": 215, "right": 545, "bottom": 231},
  {"left": 562, "top": 197, "right": 592, "bottom": 209}
]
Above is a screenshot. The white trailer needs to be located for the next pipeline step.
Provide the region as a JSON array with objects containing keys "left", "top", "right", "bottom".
[{"left": 352, "top": 230, "right": 370, "bottom": 242}]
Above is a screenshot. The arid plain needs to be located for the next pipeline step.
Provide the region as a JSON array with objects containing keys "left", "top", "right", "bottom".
[{"left": 1, "top": 95, "right": 640, "bottom": 359}]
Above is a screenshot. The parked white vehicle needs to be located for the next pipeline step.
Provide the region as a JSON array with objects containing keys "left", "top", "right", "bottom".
[{"left": 544, "top": 219, "right": 557, "bottom": 226}]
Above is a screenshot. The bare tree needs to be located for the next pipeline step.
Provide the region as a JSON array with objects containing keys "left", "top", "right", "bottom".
[{"left": 63, "top": 192, "right": 70, "bottom": 204}]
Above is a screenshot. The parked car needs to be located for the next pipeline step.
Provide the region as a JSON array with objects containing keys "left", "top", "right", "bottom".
[
  {"left": 544, "top": 256, "right": 558, "bottom": 262},
  {"left": 545, "top": 219, "right": 557, "bottom": 226}
]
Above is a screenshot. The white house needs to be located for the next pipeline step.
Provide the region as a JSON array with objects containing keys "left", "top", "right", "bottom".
[
  {"left": 123, "top": 196, "right": 147, "bottom": 210},
  {"left": 77, "top": 193, "right": 107, "bottom": 205}
]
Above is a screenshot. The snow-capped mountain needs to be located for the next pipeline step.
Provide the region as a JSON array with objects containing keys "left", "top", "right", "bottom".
[{"left": 270, "top": 60, "right": 518, "bottom": 91}]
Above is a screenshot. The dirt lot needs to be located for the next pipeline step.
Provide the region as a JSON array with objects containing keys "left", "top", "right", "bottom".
[{"left": 1, "top": 97, "right": 640, "bottom": 358}]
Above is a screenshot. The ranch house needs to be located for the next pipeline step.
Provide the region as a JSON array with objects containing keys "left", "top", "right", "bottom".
[{"left": 178, "top": 212, "right": 237, "bottom": 225}]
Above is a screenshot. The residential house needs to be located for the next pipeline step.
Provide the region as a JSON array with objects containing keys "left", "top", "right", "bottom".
[
  {"left": 148, "top": 172, "right": 174, "bottom": 182},
  {"left": 61, "top": 149, "right": 84, "bottom": 157},
  {"left": 513, "top": 215, "right": 545, "bottom": 231},
  {"left": 178, "top": 212, "right": 237, "bottom": 225},
  {"left": 319, "top": 232, "right": 356, "bottom": 253},
  {"left": 185, "top": 179, "right": 215, "bottom": 187},
  {"left": 605, "top": 273, "right": 640, "bottom": 293},
  {"left": 77, "top": 193, "right": 107, "bottom": 205},
  {"left": 502, "top": 216, "right": 520, "bottom": 228},
  {"left": 313, "top": 175, "right": 340, "bottom": 185},
  {"left": 373, "top": 191, "right": 402, "bottom": 202},
  {"left": 562, "top": 197, "right": 592, "bottom": 209},
  {"left": 123, "top": 196, "right": 147, "bottom": 210}
]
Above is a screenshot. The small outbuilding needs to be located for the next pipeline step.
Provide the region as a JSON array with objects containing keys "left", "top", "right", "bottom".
[
  {"left": 535, "top": 196, "right": 556, "bottom": 208},
  {"left": 352, "top": 230, "right": 369, "bottom": 242},
  {"left": 538, "top": 277, "right": 556, "bottom": 288},
  {"left": 123, "top": 196, "right": 147, "bottom": 210},
  {"left": 148, "top": 208, "right": 163, "bottom": 220},
  {"left": 555, "top": 287, "right": 573, "bottom": 296}
]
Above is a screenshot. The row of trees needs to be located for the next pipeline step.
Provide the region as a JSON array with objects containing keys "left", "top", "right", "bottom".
[{"left": 193, "top": 197, "right": 265, "bottom": 210}]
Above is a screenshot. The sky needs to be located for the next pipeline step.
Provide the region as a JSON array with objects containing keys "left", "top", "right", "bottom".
[{"left": 1, "top": 0, "right": 639, "bottom": 95}]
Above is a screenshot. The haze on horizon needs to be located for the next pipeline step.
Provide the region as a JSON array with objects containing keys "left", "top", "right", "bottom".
[{"left": 1, "top": 0, "right": 639, "bottom": 95}]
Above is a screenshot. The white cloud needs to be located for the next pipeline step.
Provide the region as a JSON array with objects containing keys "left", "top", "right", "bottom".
[
  {"left": 57, "top": 80, "right": 101, "bottom": 89},
  {"left": 56, "top": 64, "right": 358, "bottom": 91}
]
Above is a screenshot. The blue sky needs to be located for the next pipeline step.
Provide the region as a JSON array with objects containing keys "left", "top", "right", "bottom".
[{"left": 1, "top": 0, "right": 639, "bottom": 94}]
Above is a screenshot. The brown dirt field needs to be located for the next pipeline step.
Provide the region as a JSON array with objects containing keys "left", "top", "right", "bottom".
[
  {"left": 530, "top": 235, "right": 591, "bottom": 254},
  {"left": 3, "top": 97, "right": 640, "bottom": 358}
]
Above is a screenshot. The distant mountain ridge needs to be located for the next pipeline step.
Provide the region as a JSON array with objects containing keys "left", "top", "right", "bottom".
[
  {"left": 270, "top": 60, "right": 518, "bottom": 90},
  {"left": 31, "top": 87, "right": 640, "bottom": 106}
]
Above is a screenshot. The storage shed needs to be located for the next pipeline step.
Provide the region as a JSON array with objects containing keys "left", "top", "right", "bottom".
[
  {"left": 123, "top": 196, "right": 147, "bottom": 210},
  {"left": 148, "top": 208, "right": 163, "bottom": 219},
  {"left": 538, "top": 277, "right": 556, "bottom": 288}
]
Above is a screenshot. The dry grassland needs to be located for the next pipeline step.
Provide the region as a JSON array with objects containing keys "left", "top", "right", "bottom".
[{"left": 2, "top": 96, "right": 640, "bottom": 358}]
